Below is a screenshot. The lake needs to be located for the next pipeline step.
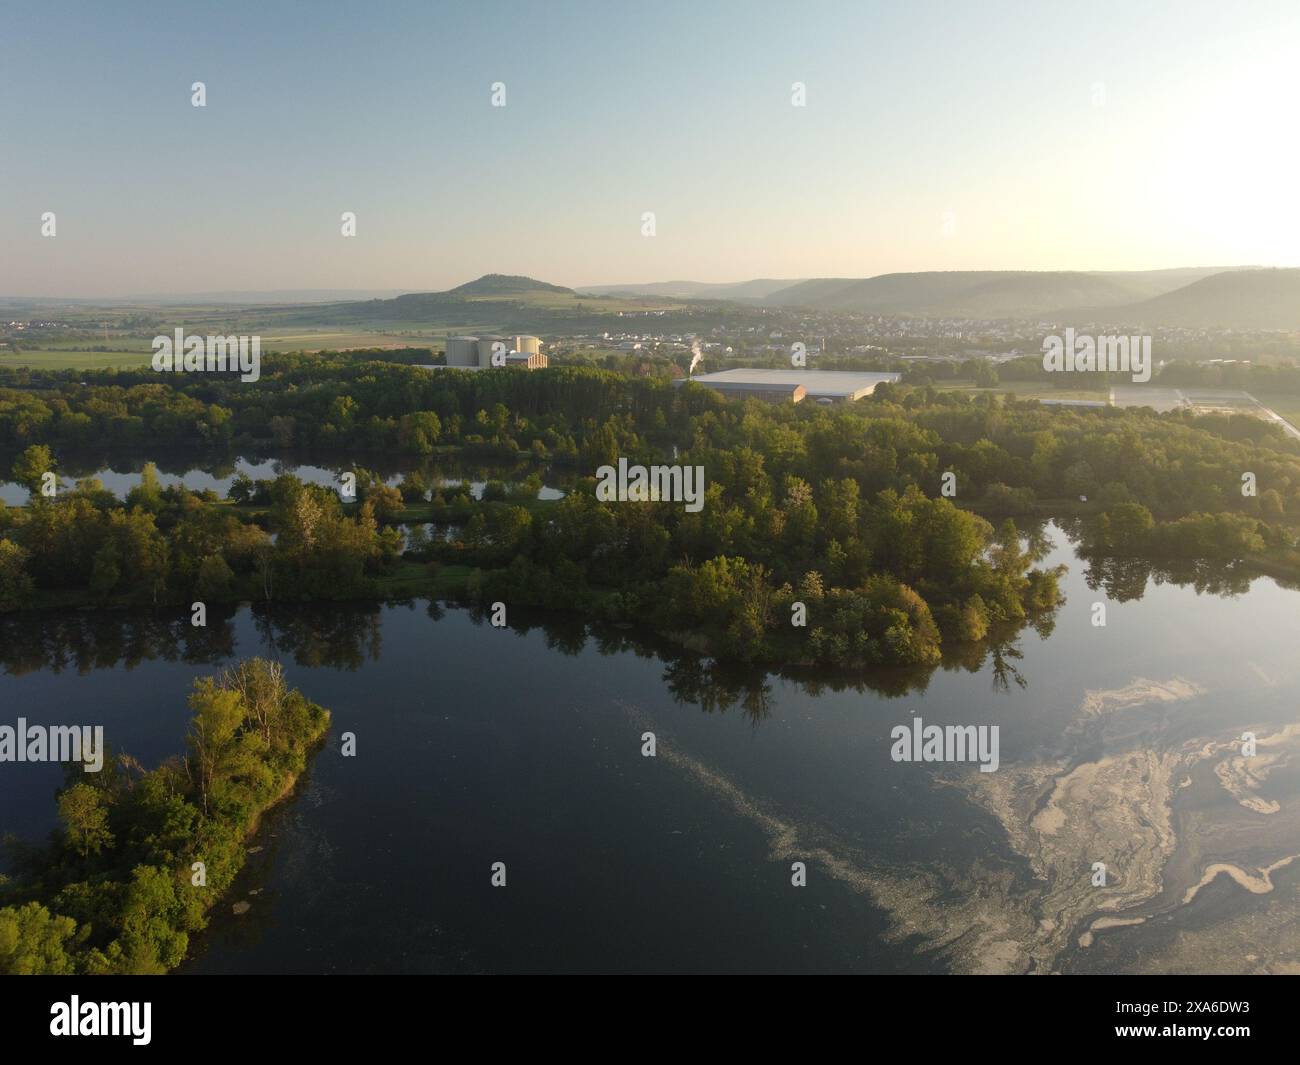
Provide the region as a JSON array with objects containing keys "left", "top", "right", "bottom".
[
  {"left": 0, "top": 452, "right": 568, "bottom": 506},
  {"left": 2, "top": 524, "right": 1299, "bottom": 974}
]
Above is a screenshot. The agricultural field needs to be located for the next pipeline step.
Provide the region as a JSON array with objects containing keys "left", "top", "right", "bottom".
[
  {"left": 255, "top": 327, "right": 445, "bottom": 352},
  {"left": 0, "top": 347, "right": 154, "bottom": 370}
]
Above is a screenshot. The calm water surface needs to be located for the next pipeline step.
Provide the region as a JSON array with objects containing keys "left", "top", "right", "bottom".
[
  {"left": 0, "top": 453, "right": 567, "bottom": 505},
  {"left": 2, "top": 526, "right": 1299, "bottom": 974}
]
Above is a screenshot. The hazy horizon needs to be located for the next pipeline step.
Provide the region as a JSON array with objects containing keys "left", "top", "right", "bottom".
[
  {"left": 0, "top": 264, "right": 1285, "bottom": 304},
  {"left": 5, "top": 0, "right": 1299, "bottom": 297}
]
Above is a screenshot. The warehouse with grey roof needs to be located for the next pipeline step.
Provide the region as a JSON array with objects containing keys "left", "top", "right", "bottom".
[{"left": 682, "top": 368, "right": 900, "bottom": 403}]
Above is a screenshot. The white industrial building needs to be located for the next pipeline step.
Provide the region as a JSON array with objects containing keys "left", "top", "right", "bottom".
[{"left": 444, "top": 334, "right": 547, "bottom": 369}]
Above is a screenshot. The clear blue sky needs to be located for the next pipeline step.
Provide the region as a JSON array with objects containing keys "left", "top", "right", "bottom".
[{"left": 3, "top": 0, "right": 1298, "bottom": 295}]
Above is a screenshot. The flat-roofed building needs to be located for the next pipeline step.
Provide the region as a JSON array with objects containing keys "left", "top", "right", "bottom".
[
  {"left": 684, "top": 368, "right": 899, "bottom": 403},
  {"left": 504, "top": 351, "right": 548, "bottom": 369},
  {"left": 685, "top": 379, "right": 807, "bottom": 403}
]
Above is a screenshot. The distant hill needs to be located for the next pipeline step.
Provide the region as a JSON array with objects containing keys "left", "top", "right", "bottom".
[
  {"left": 305, "top": 273, "right": 590, "bottom": 322},
  {"left": 760, "top": 269, "right": 1236, "bottom": 319},
  {"left": 578, "top": 279, "right": 801, "bottom": 301},
  {"left": 577, "top": 267, "right": 1288, "bottom": 326},
  {"left": 271, "top": 273, "right": 694, "bottom": 330},
  {"left": 1096, "top": 268, "right": 1300, "bottom": 329},
  {"left": 138, "top": 267, "right": 1293, "bottom": 334},
  {"left": 576, "top": 268, "right": 1254, "bottom": 317},
  {"left": 1090, "top": 268, "right": 1251, "bottom": 302},
  {"left": 447, "top": 274, "right": 575, "bottom": 297}
]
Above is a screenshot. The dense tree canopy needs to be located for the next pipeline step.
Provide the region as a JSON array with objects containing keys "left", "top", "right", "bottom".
[{"left": 2, "top": 358, "right": 1297, "bottom": 667}]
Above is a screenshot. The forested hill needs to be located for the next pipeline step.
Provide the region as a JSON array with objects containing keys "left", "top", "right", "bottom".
[
  {"left": 765, "top": 271, "right": 1142, "bottom": 318},
  {"left": 272, "top": 273, "right": 688, "bottom": 328},
  {"left": 1102, "top": 268, "right": 1300, "bottom": 329},
  {"left": 447, "top": 274, "right": 575, "bottom": 297},
  {"left": 758, "top": 269, "right": 1235, "bottom": 318},
  {"left": 747, "top": 267, "right": 1290, "bottom": 327}
]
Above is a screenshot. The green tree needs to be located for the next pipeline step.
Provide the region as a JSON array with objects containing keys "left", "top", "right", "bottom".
[
  {"left": 125, "top": 463, "right": 164, "bottom": 512},
  {"left": 0, "top": 903, "right": 79, "bottom": 975},
  {"left": 195, "top": 552, "right": 235, "bottom": 599},
  {"left": 57, "top": 782, "right": 115, "bottom": 858},
  {"left": 186, "top": 679, "right": 245, "bottom": 815},
  {"left": 0, "top": 539, "right": 34, "bottom": 611},
  {"left": 227, "top": 472, "right": 255, "bottom": 504},
  {"left": 89, "top": 541, "right": 122, "bottom": 600},
  {"left": 11, "top": 444, "right": 54, "bottom": 493}
]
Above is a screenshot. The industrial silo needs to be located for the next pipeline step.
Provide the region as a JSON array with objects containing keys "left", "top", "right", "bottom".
[
  {"left": 477, "top": 335, "right": 506, "bottom": 367},
  {"left": 446, "top": 336, "right": 479, "bottom": 367},
  {"left": 512, "top": 335, "right": 541, "bottom": 355}
]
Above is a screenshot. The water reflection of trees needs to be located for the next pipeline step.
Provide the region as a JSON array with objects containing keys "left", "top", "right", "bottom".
[
  {"left": 12, "top": 536, "right": 1265, "bottom": 724},
  {"left": 4, "top": 513, "right": 1278, "bottom": 723},
  {"left": 251, "top": 603, "right": 383, "bottom": 670},
  {"left": 0, "top": 603, "right": 386, "bottom": 676},
  {"left": 0, "top": 608, "right": 238, "bottom": 675},
  {"left": 2, "top": 597, "right": 1048, "bottom": 724},
  {"left": 1, "top": 448, "right": 575, "bottom": 494},
  {"left": 0, "top": 600, "right": 956, "bottom": 722},
  {"left": 1050, "top": 516, "right": 1264, "bottom": 600},
  {"left": 1082, "top": 555, "right": 1258, "bottom": 600}
]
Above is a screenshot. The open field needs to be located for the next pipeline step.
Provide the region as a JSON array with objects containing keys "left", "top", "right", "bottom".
[
  {"left": 1244, "top": 394, "right": 1300, "bottom": 442},
  {"left": 934, "top": 382, "right": 1111, "bottom": 402},
  {"left": 0, "top": 326, "right": 449, "bottom": 368},
  {"left": 1109, "top": 386, "right": 1275, "bottom": 413},
  {"left": 1254, "top": 396, "right": 1300, "bottom": 426},
  {"left": 255, "top": 327, "right": 445, "bottom": 351},
  {"left": 0, "top": 348, "right": 154, "bottom": 370}
]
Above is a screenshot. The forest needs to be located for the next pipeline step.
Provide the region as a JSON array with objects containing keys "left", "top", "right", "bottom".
[{"left": 1, "top": 356, "right": 1298, "bottom": 667}]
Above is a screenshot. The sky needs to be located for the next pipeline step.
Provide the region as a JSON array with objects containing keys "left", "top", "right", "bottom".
[{"left": 3, "top": 0, "right": 1299, "bottom": 296}]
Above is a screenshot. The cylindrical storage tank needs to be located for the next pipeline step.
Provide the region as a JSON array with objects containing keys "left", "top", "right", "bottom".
[
  {"left": 512, "top": 335, "right": 541, "bottom": 355},
  {"left": 477, "top": 335, "right": 505, "bottom": 367},
  {"left": 445, "top": 336, "right": 479, "bottom": 367}
]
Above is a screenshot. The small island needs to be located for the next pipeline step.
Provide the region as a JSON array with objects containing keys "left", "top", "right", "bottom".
[{"left": 0, "top": 659, "right": 330, "bottom": 974}]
